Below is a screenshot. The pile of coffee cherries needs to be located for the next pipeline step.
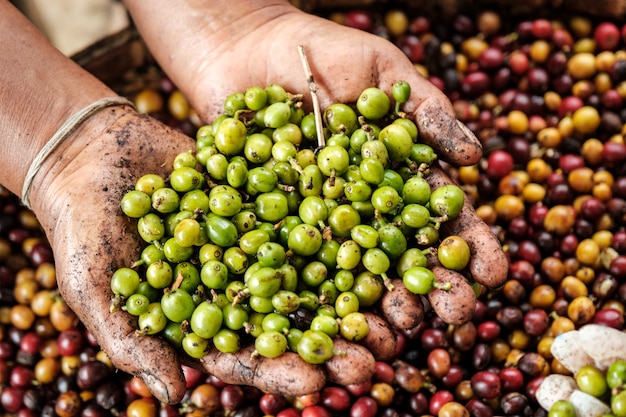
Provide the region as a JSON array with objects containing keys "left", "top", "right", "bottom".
[
  {"left": 128, "top": 4, "right": 626, "bottom": 417},
  {"left": 114, "top": 81, "right": 469, "bottom": 364}
]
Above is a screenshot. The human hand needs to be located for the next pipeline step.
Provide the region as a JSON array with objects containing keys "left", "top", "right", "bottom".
[
  {"left": 27, "top": 108, "right": 193, "bottom": 403},
  {"left": 26, "top": 105, "right": 389, "bottom": 403},
  {"left": 126, "top": 0, "right": 508, "bottom": 305},
  {"left": 26, "top": 0, "right": 508, "bottom": 403},
  {"left": 130, "top": 1, "right": 485, "bottom": 167}
]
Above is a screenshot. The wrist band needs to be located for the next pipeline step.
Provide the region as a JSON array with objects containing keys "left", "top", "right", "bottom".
[{"left": 21, "top": 96, "right": 135, "bottom": 209}]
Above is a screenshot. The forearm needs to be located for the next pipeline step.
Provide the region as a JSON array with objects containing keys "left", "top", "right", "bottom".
[
  {"left": 121, "top": 0, "right": 299, "bottom": 114},
  {"left": 0, "top": 1, "right": 115, "bottom": 198}
]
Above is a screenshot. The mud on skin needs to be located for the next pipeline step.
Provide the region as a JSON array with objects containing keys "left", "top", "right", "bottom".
[
  {"left": 416, "top": 101, "right": 483, "bottom": 166},
  {"left": 35, "top": 111, "right": 194, "bottom": 404}
]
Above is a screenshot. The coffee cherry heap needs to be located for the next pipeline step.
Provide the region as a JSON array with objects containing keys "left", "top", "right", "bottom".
[{"left": 113, "top": 82, "right": 470, "bottom": 363}]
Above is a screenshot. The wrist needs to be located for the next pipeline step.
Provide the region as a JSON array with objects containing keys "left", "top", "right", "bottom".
[
  {"left": 26, "top": 103, "right": 136, "bottom": 219},
  {"left": 30, "top": 108, "right": 196, "bottom": 244},
  {"left": 0, "top": 2, "right": 123, "bottom": 200},
  {"left": 22, "top": 97, "right": 136, "bottom": 209}
]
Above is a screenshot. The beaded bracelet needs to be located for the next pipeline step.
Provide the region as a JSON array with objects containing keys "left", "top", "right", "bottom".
[{"left": 21, "top": 96, "right": 135, "bottom": 209}]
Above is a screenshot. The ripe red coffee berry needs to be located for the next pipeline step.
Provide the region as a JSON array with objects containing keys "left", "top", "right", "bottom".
[
  {"left": 603, "top": 141, "right": 626, "bottom": 162},
  {"left": 485, "top": 150, "right": 514, "bottom": 179},
  {"left": 477, "top": 320, "right": 501, "bottom": 341},
  {"left": 471, "top": 370, "right": 502, "bottom": 399},
  {"left": 302, "top": 405, "right": 330, "bottom": 417},
  {"left": 57, "top": 328, "right": 84, "bottom": 356},
  {"left": 499, "top": 367, "right": 525, "bottom": 393},
  {"left": 580, "top": 197, "right": 606, "bottom": 220},
  {"left": 552, "top": 28, "right": 574, "bottom": 49},
  {"left": 530, "top": 18, "right": 553, "bottom": 39},
  {"left": 18, "top": 332, "right": 41, "bottom": 355},
  {"left": 523, "top": 309, "right": 550, "bottom": 336},
  {"left": 373, "top": 361, "right": 395, "bottom": 384},
  {"left": 277, "top": 408, "right": 301, "bottom": 417},
  {"left": 609, "top": 255, "right": 626, "bottom": 278},
  {"left": 409, "top": 15, "right": 430, "bottom": 34},
  {"left": 558, "top": 154, "right": 585, "bottom": 174},
  {"left": 429, "top": 389, "right": 454, "bottom": 415},
  {"left": 594, "top": 21, "right": 621, "bottom": 51},
  {"left": 1, "top": 386, "right": 24, "bottom": 413},
  {"left": 558, "top": 95, "right": 584, "bottom": 118},
  {"left": 508, "top": 51, "right": 530, "bottom": 75},
  {"left": 320, "top": 387, "right": 351, "bottom": 412},
  {"left": 344, "top": 10, "right": 374, "bottom": 32},
  {"left": 182, "top": 364, "right": 205, "bottom": 389},
  {"left": 259, "top": 393, "right": 288, "bottom": 415},
  {"left": 592, "top": 308, "right": 625, "bottom": 329},
  {"left": 350, "top": 396, "right": 378, "bottom": 417}
]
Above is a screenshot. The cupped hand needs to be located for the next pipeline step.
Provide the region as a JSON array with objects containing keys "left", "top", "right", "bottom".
[
  {"left": 26, "top": 106, "right": 380, "bottom": 402},
  {"left": 29, "top": 108, "right": 194, "bottom": 404},
  {"left": 135, "top": 2, "right": 508, "bottom": 301},
  {"left": 27, "top": 1, "right": 509, "bottom": 402}
]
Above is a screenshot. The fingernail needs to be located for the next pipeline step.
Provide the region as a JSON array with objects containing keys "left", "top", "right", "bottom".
[
  {"left": 138, "top": 371, "right": 169, "bottom": 403},
  {"left": 456, "top": 119, "right": 479, "bottom": 142}
]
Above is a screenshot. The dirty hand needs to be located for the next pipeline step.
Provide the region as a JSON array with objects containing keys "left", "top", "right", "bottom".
[
  {"left": 26, "top": 106, "right": 397, "bottom": 403},
  {"left": 11, "top": 0, "right": 510, "bottom": 405},
  {"left": 126, "top": 0, "right": 508, "bottom": 316}
]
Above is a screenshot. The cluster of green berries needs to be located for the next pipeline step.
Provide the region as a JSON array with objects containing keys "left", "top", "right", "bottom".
[{"left": 112, "top": 81, "right": 469, "bottom": 363}]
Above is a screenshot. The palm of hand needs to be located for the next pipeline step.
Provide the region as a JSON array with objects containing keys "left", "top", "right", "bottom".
[
  {"left": 175, "top": 11, "right": 435, "bottom": 122},
  {"left": 35, "top": 112, "right": 195, "bottom": 403}
]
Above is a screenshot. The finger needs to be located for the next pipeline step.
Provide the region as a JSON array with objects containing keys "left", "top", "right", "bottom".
[
  {"left": 426, "top": 165, "right": 509, "bottom": 289},
  {"left": 324, "top": 337, "right": 376, "bottom": 386},
  {"left": 199, "top": 345, "right": 326, "bottom": 396},
  {"left": 413, "top": 96, "right": 484, "bottom": 166},
  {"left": 425, "top": 254, "right": 477, "bottom": 325},
  {"left": 376, "top": 56, "right": 484, "bottom": 166},
  {"left": 360, "top": 311, "right": 397, "bottom": 361},
  {"left": 380, "top": 278, "right": 425, "bottom": 332},
  {"left": 56, "top": 262, "right": 186, "bottom": 404}
]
